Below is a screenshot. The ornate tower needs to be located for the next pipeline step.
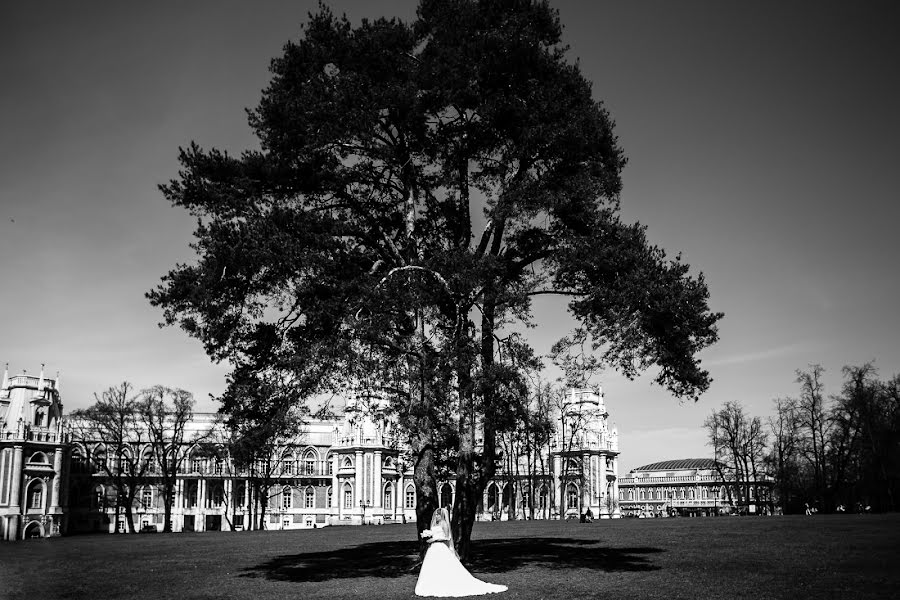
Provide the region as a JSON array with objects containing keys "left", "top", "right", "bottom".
[
  {"left": 551, "top": 387, "right": 620, "bottom": 519},
  {"left": 0, "top": 364, "right": 67, "bottom": 540}
]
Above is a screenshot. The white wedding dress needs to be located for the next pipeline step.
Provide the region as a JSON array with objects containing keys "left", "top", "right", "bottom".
[{"left": 415, "top": 525, "right": 508, "bottom": 597}]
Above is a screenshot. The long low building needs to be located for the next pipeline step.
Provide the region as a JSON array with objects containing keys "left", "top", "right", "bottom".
[
  {"left": 2, "top": 366, "right": 621, "bottom": 539},
  {"left": 618, "top": 458, "right": 774, "bottom": 517}
]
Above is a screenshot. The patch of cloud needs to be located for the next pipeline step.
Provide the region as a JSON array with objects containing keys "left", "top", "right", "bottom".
[{"left": 703, "top": 342, "right": 820, "bottom": 368}]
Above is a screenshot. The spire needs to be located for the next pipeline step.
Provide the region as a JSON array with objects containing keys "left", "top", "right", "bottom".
[
  {"left": 1, "top": 363, "right": 7, "bottom": 390},
  {"left": 37, "top": 363, "right": 45, "bottom": 398},
  {"left": 55, "top": 370, "right": 60, "bottom": 392}
]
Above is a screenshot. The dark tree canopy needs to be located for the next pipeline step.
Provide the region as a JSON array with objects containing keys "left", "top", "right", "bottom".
[{"left": 149, "top": 0, "right": 721, "bottom": 559}]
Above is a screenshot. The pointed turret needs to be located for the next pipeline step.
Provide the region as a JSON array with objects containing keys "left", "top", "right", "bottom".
[{"left": 1, "top": 362, "right": 8, "bottom": 390}]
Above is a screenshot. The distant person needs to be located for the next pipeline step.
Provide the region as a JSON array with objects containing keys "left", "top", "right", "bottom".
[
  {"left": 415, "top": 508, "right": 507, "bottom": 597},
  {"left": 585, "top": 508, "right": 593, "bottom": 522},
  {"left": 805, "top": 503, "right": 812, "bottom": 515}
]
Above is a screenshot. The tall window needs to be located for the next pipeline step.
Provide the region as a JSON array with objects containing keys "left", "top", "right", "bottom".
[
  {"left": 305, "top": 487, "right": 315, "bottom": 508},
  {"left": 29, "top": 483, "right": 43, "bottom": 510},
  {"left": 283, "top": 459, "right": 294, "bottom": 476},
  {"left": 405, "top": 486, "right": 415, "bottom": 509},
  {"left": 326, "top": 457, "right": 333, "bottom": 475},
  {"left": 142, "top": 488, "right": 153, "bottom": 509},
  {"left": 214, "top": 458, "right": 224, "bottom": 475},
  {"left": 344, "top": 485, "right": 353, "bottom": 508},
  {"left": 566, "top": 484, "right": 578, "bottom": 509},
  {"left": 305, "top": 456, "right": 316, "bottom": 475},
  {"left": 282, "top": 487, "right": 292, "bottom": 510},
  {"left": 212, "top": 487, "right": 224, "bottom": 508},
  {"left": 326, "top": 487, "right": 333, "bottom": 508},
  {"left": 192, "top": 457, "right": 204, "bottom": 473},
  {"left": 539, "top": 486, "right": 548, "bottom": 509},
  {"left": 384, "top": 485, "right": 392, "bottom": 510},
  {"left": 93, "top": 448, "right": 107, "bottom": 472},
  {"left": 93, "top": 486, "right": 105, "bottom": 510},
  {"left": 71, "top": 448, "right": 86, "bottom": 473}
]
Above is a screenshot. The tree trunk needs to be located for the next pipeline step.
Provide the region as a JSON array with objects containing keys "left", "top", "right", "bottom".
[
  {"left": 162, "top": 479, "right": 174, "bottom": 532},
  {"left": 413, "top": 437, "right": 438, "bottom": 559}
]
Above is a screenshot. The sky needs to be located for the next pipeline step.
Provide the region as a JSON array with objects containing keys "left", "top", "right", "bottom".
[{"left": 2, "top": 1, "right": 898, "bottom": 472}]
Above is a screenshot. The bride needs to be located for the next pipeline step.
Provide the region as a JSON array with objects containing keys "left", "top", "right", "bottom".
[{"left": 415, "top": 508, "right": 508, "bottom": 597}]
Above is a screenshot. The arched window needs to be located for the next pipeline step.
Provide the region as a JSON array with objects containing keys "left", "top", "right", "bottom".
[
  {"left": 326, "top": 486, "right": 333, "bottom": 508},
  {"left": 487, "top": 483, "right": 499, "bottom": 511},
  {"left": 28, "top": 452, "right": 49, "bottom": 464},
  {"left": 639, "top": 489, "right": 645, "bottom": 500},
  {"left": 304, "top": 451, "right": 317, "bottom": 475},
  {"left": 28, "top": 481, "right": 44, "bottom": 510},
  {"left": 689, "top": 489, "right": 695, "bottom": 500},
  {"left": 440, "top": 483, "right": 453, "bottom": 508},
  {"left": 383, "top": 456, "right": 393, "bottom": 469},
  {"left": 191, "top": 452, "right": 204, "bottom": 474},
  {"left": 211, "top": 486, "right": 224, "bottom": 508},
  {"left": 282, "top": 454, "right": 294, "bottom": 476},
  {"left": 92, "top": 446, "right": 107, "bottom": 472},
  {"left": 326, "top": 454, "right": 333, "bottom": 475},
  {"left": 383, "top": 484, "right": 393, "bottom": 510},
  {"left": 342, "top": 457, "right": 352, "bottom": 469},
  {"left": 71, "top": 447, "right": 87, "bottom": 473},
  {"left": 405, "top": 485, "right": 415, "bottom": 509},
  {"left": 628, "top": 490, "right": 634, "bottom": 501},
  {"left": 566, "top": 484, "right": 579, "bottom": 509},
  {"left": 539, "top": 486, "right": 548, "bottom": 509},
  {"left": 343, "top": 484, "right": 353, "bottom": 508},
  {"left": 142, "top": 488, "right": 153, "bottom": 510},
  {"left": 282, "top": 487, "right": 293, "bottom": 510},
  {"left": 305, "top": 487, "right": 315, "bottom": 508}
]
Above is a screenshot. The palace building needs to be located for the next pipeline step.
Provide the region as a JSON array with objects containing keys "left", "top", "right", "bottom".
[
  {"left": 0, "top": 366, "right": 67, "bottom": 540},
  {"left": 618, "top": 458, "right": 774, "bottom": 517},
  {"left": 1, "top": 365, "right": 620, "bottom": 539}
]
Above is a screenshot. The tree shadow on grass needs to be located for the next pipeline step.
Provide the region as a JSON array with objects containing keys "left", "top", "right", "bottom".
[{"left": 240, "top": 537, "right": 662, "bottom": 582}]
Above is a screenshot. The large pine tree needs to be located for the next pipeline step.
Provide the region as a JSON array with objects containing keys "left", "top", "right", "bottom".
[{"left": 149, "top": 0, "right": 721, "bottom": 560}]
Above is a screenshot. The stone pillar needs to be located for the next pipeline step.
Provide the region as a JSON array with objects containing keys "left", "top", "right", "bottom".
[
  {"left": 397, "top": 471, "right": 404, "bottom": 521},
  {"left": 331, "top": 455, "right": 339, "bottom": 508},
  {"left": 197, "top": 479, "right": 206, "bottom": 531},
  {"left": 373, "top": 451, "right": 382, "bottom": 510},
  {"left": 355, "top": 450, "right": 363, "bottom": 520},
  {"left": 50, "top": 447, "right": 63, "bottom": 513},
  {"left": 612, "top": 456, "right": 621, "bottom": 518},
  {"left": 583, "top": 453, "right": 591, "bottom": 514},
  {"left": 7, "top": 445, "right": 23, "bottom": 540},
  {"left": 553, "top": 454, "right": 562, "bottom": 517}
]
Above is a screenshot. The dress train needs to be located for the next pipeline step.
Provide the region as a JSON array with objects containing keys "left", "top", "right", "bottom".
[{"left": 415, "top": 535, "right": 507, "bottom": 597}]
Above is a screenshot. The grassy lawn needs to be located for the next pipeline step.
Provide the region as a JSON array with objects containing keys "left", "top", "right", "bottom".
[{"left": 2, "top": 514, "right": 898, "bottom": 600}]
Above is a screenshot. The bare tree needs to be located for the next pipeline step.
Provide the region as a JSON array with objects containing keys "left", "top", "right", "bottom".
[
  {"left": 767, "top": 397, "right": 802, "bottom": 513},
  {"left": 138, "top": 386, "right": 203, "bottom": 533},
  {"left": 796, "top": 365, "right": 831, "bottom": 510},
  {"left": 704, "top": 401, "right": 768, "bottom": 512},
  {"left": 69, "top": 382, "right": 150, "bottom": 533}
]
